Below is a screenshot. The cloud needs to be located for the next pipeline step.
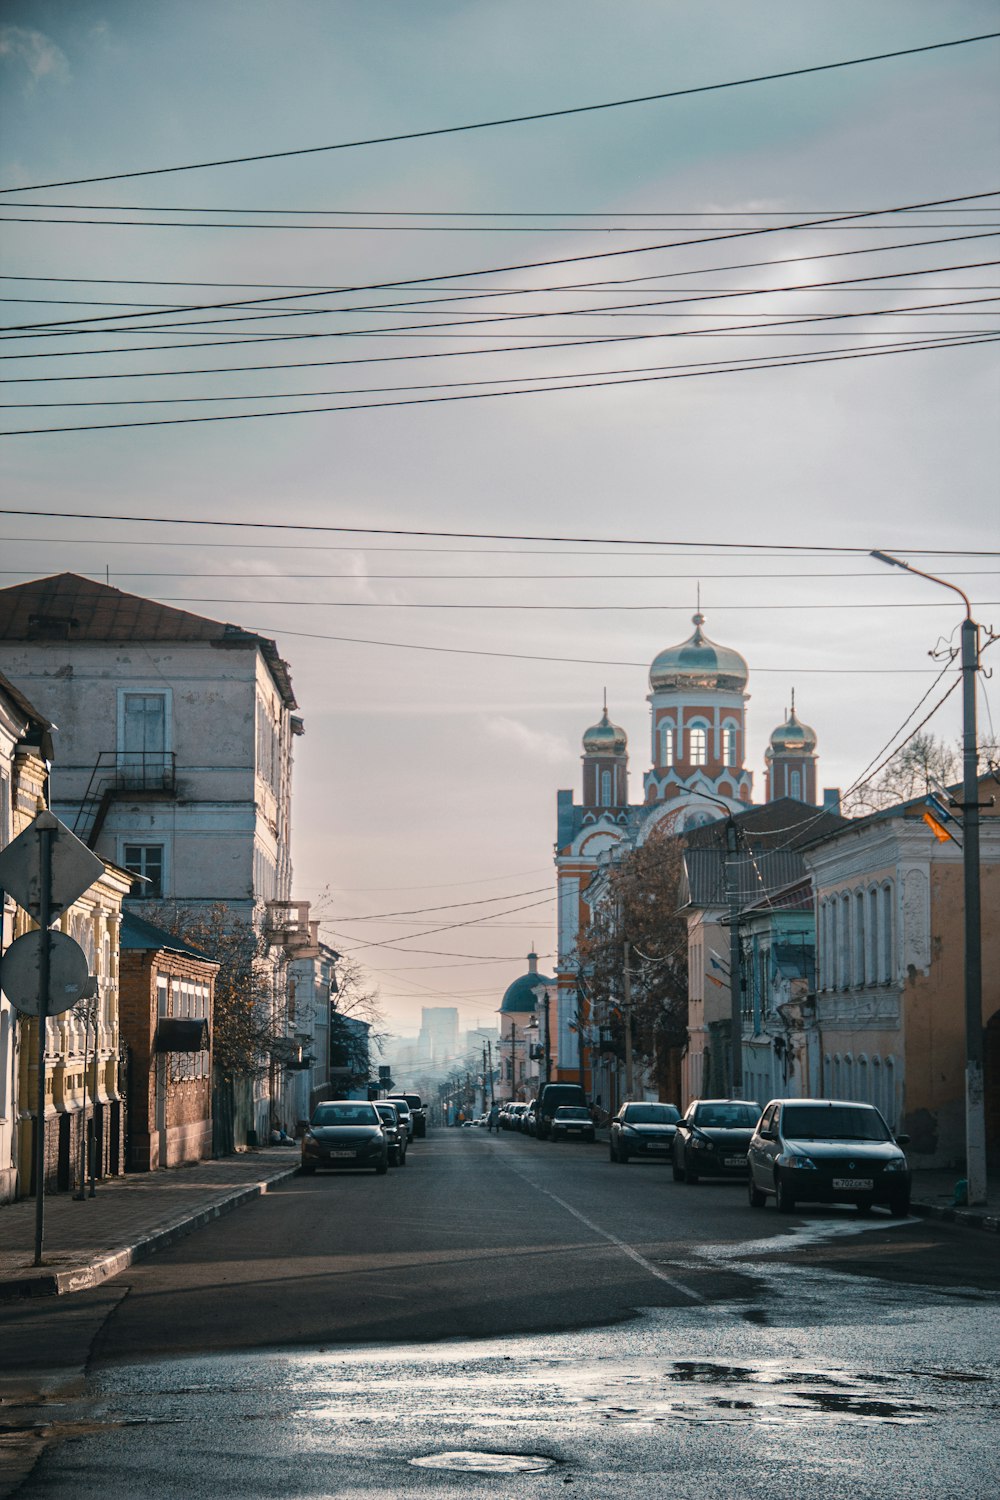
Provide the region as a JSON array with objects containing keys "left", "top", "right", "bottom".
[
  {"left": 484, "top": 716, "right": 574, "bottom": 766},
  {"left": 0, "top": 25, "right": 69, "bottom": 86}
]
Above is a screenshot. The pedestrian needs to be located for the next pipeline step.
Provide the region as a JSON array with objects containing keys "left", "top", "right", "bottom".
[{"left": 488, "top": 1102, "right": 499, "bottom": 1134}]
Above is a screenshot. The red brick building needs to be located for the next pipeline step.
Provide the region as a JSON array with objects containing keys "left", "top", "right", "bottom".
[{"left": 119, "top": 912, "right": 217, "bottom": 1170}]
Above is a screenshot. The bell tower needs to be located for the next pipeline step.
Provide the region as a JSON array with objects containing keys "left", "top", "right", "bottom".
[
  {"left": 765, "top": 691, "right": 818, "bottom": 804},
  {"left": 581, "top": 697, "right": 628, "bottom": 809}
]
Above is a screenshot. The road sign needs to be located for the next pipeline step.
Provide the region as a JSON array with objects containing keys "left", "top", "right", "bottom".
[
  {"left": 0, "top": 929, "right": 91, "bottom": 1016},
  {"left": 0, "top": 810, "right": 104, "bottom": 918},
  {"left": 378, "top": 1065, "right": 391, "bottom": 1080}
]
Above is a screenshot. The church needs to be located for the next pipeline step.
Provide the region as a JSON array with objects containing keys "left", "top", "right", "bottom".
[{"left": 552, "top": 612, "right": 827, "bottom": 1083}]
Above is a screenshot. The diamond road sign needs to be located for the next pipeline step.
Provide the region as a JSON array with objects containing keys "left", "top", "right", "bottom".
[{"left": 0, "top": 810, "right": 104, "bottom": 918}]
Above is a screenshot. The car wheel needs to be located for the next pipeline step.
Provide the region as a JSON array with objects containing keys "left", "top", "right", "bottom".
[
  {"left": 375, "top": 1161, "right": 389, "bottom": 1176},
  {"left": 748, "top": 1177, "right": 766, "bottom": 1208},
  {"left": 888, "top": 1193, "right": 909, "bottom": 1218},
  {"left": 300, "top": 1163, "right": 316, "bottom": 1176},
  {"left": 775, "top": 1176, "right": 795, "bottom": 1213}
]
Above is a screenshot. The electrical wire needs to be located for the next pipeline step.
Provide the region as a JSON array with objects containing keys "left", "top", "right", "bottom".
[
  {"left": 54, "top": 595, "right": 997, "bottom": 613},
  {"left": 5, "top": 329, "right": 996, "bottom": 435},
  {"left": 321, "top": 884, "right": 552, "bottom": 921}
]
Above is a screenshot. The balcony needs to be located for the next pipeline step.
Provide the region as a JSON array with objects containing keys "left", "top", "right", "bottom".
[{"left": 73, "top": 751, "right": 177, "bottom": 846}]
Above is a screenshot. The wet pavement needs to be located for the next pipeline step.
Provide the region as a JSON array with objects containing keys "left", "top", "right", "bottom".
[{"left": 1, "top": 1132, "right": 997, "bottom": 1498}]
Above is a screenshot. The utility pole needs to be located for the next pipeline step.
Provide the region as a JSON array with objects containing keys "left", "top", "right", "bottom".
[
  {"left": 872, "top": 552, "right": 988, "bottom": 1205},
  {"left": 34, "top": 819, "right": 53, "bottom": 1266},
  {"left": 725, "top": 816, "right": 744, "bottom": 1098},
  {"left": 486, "top": 1038, "right": 495, "bottom": 1106},
  {"left": 622, "top": 942, "right": 634, "bottom": 1098}
]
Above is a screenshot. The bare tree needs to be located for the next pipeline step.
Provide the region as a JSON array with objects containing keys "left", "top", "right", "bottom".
[{"left": 843, "top": 732, "right": 998, "bottom": 817}]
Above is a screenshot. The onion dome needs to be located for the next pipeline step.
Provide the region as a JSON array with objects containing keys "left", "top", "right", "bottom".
[
  {"left": 500, "top": 951, "right": 553, "bottom": 1014},
  {"left": 582, "top": 705, "right": 627, "bottom": 756},
  {"left": 649, "top": 613, "right": 748, "bottom": 693},
  {"left": 768, "top": 696, "right": 817, "bottom": 756}
]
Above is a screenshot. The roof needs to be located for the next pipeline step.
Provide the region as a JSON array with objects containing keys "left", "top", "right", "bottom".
[
  {"left": 0, "top": 574, "right": 297, "bottom": 710},
  {"left": 0, "top": 667, "right": 54, "bottom": 758},
  {"left": 119, "top": 910, "right": 219, "bottom": 965},
  {"left": 682, "top": 799, "right": 848, "bottom": 908},
  {"left": 500, "top": 969, "right": 553, "bottom": 1014}
]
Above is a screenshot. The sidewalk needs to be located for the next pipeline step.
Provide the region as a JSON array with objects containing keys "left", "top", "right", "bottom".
[{"left": 0, "top": 1148, "right": 300, "bottom": 1300}]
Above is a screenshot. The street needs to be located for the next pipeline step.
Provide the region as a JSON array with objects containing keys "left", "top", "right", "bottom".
[{"left": 1, "top": 1130, "right": 997, "bottom": 1499}]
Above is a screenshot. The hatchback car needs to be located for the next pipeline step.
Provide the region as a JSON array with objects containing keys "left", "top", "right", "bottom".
[
  {"left": 672, "top": 1099, "right": 761, "bottom": 1182},
  {"left": 389, "top": 1098, "right": 415, "bottom": 1141},
  {"left": 300, "top": 1101, "right": 389, "bottom": 1175},
  {"left": 748, "top": 1098, "right": 911, "bottom": 1216},
  {"left": 374, "top": 1101, "right": 408, "bottom": 1167},
  {"left": 550, "top": 1105, "right": 595, "bottom": 1143},
  {"left": 610, "top": 1102, "right": 680, "bottom": 1163}
]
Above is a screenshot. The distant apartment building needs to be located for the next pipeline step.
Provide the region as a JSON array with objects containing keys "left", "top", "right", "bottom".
[{"left": 418, "top": 1006, "right": 459, "bottom": 1064}]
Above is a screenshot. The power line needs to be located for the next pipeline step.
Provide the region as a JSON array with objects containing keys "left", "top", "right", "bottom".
[
  {"left": 4, "top": 329, "right": 995, "bottom": 435},
  {"left": 5, "top": 202, "right": 998, "bottom": 217},
  {"left": 0, "top": 508, "right": 993, "bottom": 556},
  {"left": 5, "top": 212, "right": 996, "bottom": 232},
  {"left": 59, "top": 594, "right": 997, "bottom": 613},
  {"left": 6, "top": 568, "right": 992, "bottom": 580},
  {"left": 321, "top": 884, "right": 552, "bottom": 921},
  {"left": 5, "top": 32, "right": 996, "bottom": 193}
]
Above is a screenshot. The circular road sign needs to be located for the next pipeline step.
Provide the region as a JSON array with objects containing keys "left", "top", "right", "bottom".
[{"left": 0, "top": 930, "right": 91, "bottom": 1016}]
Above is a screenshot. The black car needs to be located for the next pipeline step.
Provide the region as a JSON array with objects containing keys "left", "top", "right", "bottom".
[
  {"left": 388, "top": 1092, "right": 427, "bottom": 1138},
  {"left": 550, "top": 1105, "right": 595, "bottom": 1143},
  {"left": 523, "top": 1098, "right": 539, "bottom": 1137},
  {"left": 610, "top": 1101, "right": 680, "bottom": 1163},
  {"left": 535, "top": 1082, "right": 587, "bottom": 1140},
  {"left": 374, "top": 1101, "right": 408, "bottom": 1167},
  {"left": 672, "top": 1099, "right": 760, "bottom": 1182},
  {"left": 748, "top": 1098, "right": 912, "bottom": 1216},
  {"left": 300, "top": 1101, "right": 389, "bottom": 1175}
]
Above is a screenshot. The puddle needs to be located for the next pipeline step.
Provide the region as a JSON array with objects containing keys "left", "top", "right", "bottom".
[{"left": 410, "top": 1450, "right": 557, "bottom": 1474}]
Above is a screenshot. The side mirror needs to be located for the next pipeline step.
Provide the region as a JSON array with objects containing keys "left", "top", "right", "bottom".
[
  {"left": 759, "top": 1128, "right": 775, "bottom": 1141},
  {"left": 894, "top": 1133, "right": 910, "bottom": 1146}
]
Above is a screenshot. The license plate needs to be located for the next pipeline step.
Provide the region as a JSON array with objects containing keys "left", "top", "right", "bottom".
[
  {"left": 724, "top": 1155, "right": 746, "bottom": 1167},
  {"left": 833, "top": 1177, "right": 873, "bottom": 1190},
  {"left": 329, "top": 1150, "right": 357, "bottom": 1159}
]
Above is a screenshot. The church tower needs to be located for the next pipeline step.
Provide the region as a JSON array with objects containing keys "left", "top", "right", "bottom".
[
  {"left": 765, "top": 691, "right": 818, "bottom": 804},
  {"left": 643, "top": 612, "right": 752, "bottom": 813},
  {"left": 581, "top": 700, "right": 628, "bottom": 808}
]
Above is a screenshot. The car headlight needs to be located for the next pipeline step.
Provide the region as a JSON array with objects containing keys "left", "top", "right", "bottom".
[
  {"left": 883, "top": 1158, "right": 908, "bottom": 1173},
  {"left": 303, "top": 1136, "right": 319, "bottom": 1154},
  {"left": 776, "top": 1153, "right": 817, "bottom": 1170}
]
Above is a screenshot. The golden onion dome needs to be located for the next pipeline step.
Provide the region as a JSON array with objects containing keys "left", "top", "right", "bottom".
[
  {"left": 768, "top": 698, "right": 817, "bottom": 756},
  {"left": 582, "top": 706, "right": 627, "bottom": 756},
  {"left": 649, "top": 613, "right": 748, "bottom": 693}
]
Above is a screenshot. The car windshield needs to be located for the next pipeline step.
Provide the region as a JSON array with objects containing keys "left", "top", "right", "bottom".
[
  {"left": 623, "top": 1105, "right": 680, "bottom": 1124},
  {"left": 388, "top": 1101, "right": 411, "bottom": 1115},
  {"left": 693, "top": 1104, "right": 760, "bottom": 1128},
  {"left": 782, "top": 1105, "right": 892, "bottom": 1142},
  {"left": 374, "top": 1106, "right": 398, "bottom": 1125},
  {"left": 556, "top": 1108, "right": 590, "bottom": 1120},
  {"left": 312, "top": 1104, "right": 379, "bottom": 1127}
]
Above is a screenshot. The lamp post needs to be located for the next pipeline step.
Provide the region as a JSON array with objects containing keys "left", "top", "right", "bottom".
[{"left": 871, "top": 550, "right": 987, "bottom": 1205}]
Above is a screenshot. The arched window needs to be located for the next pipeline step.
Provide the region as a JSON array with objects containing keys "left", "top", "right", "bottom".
[
  {"left": 722, "top": 725, "right": 737, "bottom": 765},
  {"left": 600, "top": 769, "right": 612, "bottom": 806},
  {"left": 854, "top": 889, "right": 865, "bottom": 987},
  {"left": 790, "top": 770, "right": 801, "bottom": 800},
  {"left": 689, "top": 726, "right": 707, "bottom": 766},
  {"left": 833, "top": 1053, "right": 843, "bottom": 1097},
  {"left": 884, "top": 1055, "right": 897, "bottom": 1128},
  {"left": 868, "top": 887, "right": 879, "bottom": 986},
  {"left": 881, "top": 882, "right": 894, "bottom": 983},
  {"left": 871, "top": 1054, "right": 883, "bottom": 1117},
  {"left": 660, "top": 723, "right": 675, "bottom": 765},
  {"left": 840, "top": 893, "right": 852, "bottom": 989},
  {"left": 857, "top": 1053, "right": 869, "bottom": 1104}
]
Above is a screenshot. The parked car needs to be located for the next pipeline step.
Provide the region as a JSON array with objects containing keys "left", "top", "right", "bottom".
[
  {"left": 509, "top": 1103, "right": 528, "bottom": 1132},
  {"left": 672, "top": 1099, "right": 761, "bottom": 1183},
  {"left": 389, "top": 1097, "right": 415, "bottom": 1141},
  {"left": 748, "top": 1098, "right": 912, "bottom": 1216},
  {"left": 535, "top": 1082, "right": 587, "bottom": 1140},
  {"left": 610, "top": 1101, "right": 680, "bottom": 1163},
  {"left": 300, "top": 1101, "right": 389, "bottom": 1175},
  {"left": 388, "top": 1092, "right": 427, "bottom": 1137},
  {"left": 550, "top": 1105, "right": 595, "bottom": 1143},
  {"left": 374, "top": 1101, "right": 408, "bottom": 1167},
  {"left": 523, "top": 1098, "right": 539, "bottom": 1136}
]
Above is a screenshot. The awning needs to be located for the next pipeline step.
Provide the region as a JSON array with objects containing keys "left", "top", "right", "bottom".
[{"left": 154, "top": 1018, "right": 210, "bottom": 1053}]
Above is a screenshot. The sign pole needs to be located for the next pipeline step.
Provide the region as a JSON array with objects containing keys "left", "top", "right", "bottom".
[{"left": 32, "top": 822, "right": 53, "bottom": 1268}]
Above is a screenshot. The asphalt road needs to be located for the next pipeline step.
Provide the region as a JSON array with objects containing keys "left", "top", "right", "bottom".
[{"left": 2, "top": 1129, "right": 998, "bottom": 1498}]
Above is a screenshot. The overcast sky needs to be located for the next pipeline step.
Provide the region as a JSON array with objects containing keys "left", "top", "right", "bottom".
[{"left": 2, "top": 1, "right": 998, "bottom": 1034}]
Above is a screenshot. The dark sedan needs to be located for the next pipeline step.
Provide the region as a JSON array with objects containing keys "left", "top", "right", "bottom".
[
  {"left": 374, "top": 1101, "right": 408, "bottom": 1167},
  {"left": 672, "top": 1099, "right": 760, "bottom": 1183},
  {"left": 609, "top": 1102, "right": 680, "bottom": 1163},
  {"left": 748, "top": 1098, "right": 911, "bottom": 1216},
  {"left": 300, "top": 1101, "right": 389, "bottom": 1175}
]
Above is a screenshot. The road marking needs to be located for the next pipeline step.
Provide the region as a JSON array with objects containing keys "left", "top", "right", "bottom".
[{"left": 502, "top": 1160, "right": 706, "bottom": 1304}]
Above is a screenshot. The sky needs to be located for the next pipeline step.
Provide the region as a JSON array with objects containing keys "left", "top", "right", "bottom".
[{"left": 2, "top": 1, "right": 998, "bottom": 1035}]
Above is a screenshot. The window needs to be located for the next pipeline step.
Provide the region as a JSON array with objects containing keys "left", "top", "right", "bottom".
[
  {"left": 660, "top": 724, "right": 675, "bottom": 765},
  {"left": 790, "top": 770, "right": 801, "bottom": 800},
  {"left": 854, "top": 889, "right": 865, "bottom": 987},
  {"left": 123, "top": 844, "right": 164, "bottom": 898},
  {"left": 880, "top": 883, "right": 894, "bottom": 983},
  {"left": 122, "top": 693, "right": 167, "bottom": 784},
  {"left": 689, "top": 726, "right": 707, "bottom": 766},
  {"left": 600, "top": 769, "right": 612, "bottom": 806},
  {"left": 868, "top": 888, "right": 879, "bottom": 986},
  {"left": 156, "top": 977, "right": 169, "bottom": 1018},
  {"left": 722, "top": 726, "right": 736, "bottom": 765}
]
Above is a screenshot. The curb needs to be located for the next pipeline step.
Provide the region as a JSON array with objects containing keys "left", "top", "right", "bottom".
[
  {"left": 909, "top": 1200, "right": 999, "bottom": 1235},
  {"left": 0, "top": 1165, "right": 300, "bottom": 1301}
]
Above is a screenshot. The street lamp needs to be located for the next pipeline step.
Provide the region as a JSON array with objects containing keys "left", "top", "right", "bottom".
[{"left": 871, "top": 550, "right": 987, "bottom": 1204}]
